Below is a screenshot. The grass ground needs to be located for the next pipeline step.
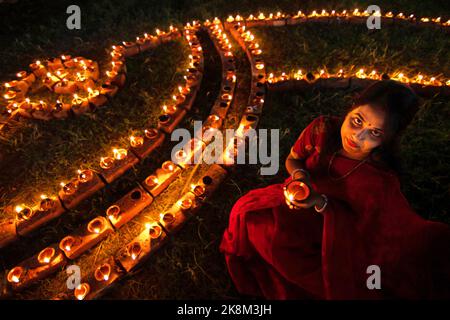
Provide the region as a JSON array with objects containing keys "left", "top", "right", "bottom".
[{"left": 0, "top": 0, "right": 448, "bottom": 299}]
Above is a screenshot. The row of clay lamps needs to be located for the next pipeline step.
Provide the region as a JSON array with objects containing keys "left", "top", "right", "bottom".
[
  {"left": 224, "top": 18, "right": 266, "bottom": 149},
  {"left": 1, "top": 28, "right": 181, "bottom": 124},
  {"left": 265, "top": 69, "right": 450, "bottom": 98},
  {"left": 225, "top": 9, "right": 449, "bottom": 31},
  {"left": 0, "top": 26, "right": 204, "bottom": 252},
  {"left": 53, "top": 164, "right": 229, "bottom": 300},
  {"left": 224, "top": 9, "right": 448, "bottom": 97}
]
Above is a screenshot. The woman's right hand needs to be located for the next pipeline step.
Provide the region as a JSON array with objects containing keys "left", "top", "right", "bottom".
[
  {"left": 292, "top": 169, "right": 309, "bottom": 182},
  {"left": 285, "top": 169, "right": 316, "bottom": 210}
]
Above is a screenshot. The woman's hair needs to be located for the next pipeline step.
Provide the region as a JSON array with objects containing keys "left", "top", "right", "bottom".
[{"left": 318, "top": 80, "right": 420, "bottom": 175}]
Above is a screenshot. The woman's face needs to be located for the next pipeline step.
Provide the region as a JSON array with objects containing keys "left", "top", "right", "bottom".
[{"left": 340, "top": 104, "right": 386, "bottom": 160}]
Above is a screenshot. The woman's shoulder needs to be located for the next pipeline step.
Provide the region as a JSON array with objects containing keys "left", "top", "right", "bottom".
[{"left": 306, "top": 114, "right": 340, "bottom": 139}]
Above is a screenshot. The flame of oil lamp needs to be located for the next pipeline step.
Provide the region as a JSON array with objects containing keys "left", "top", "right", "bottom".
[
  {"left": 369, "top": 70, "right": 378, "bottom": 79},
  {"left": 284, "top": 180, "right": 311, "bottom": 203},
  {"left": 61, "top": 180, "right": 78, "bottom": 195},
  {"left": 3, "top": 91, "right": 16, "bottom": 100},
  {"left": 60, "top": 236, "right": 79, "bottom": 252},
  {"left": 144, "top": 128, "right": 159, "bottom": 140},
  {"left": 76, "top": 72, "right": 86, "bottom": 82},
  {"left": 122, "top": 41, "right": 134, "bottom": 47},
  {"left": 4, "top": 80, "right": 17, "bottom": 88},
  {"left": 145, "top": 175, "right": 159, "bottom": 188},
  {"left": 110, "top": 51, "right": 123, "bottom": 60},
  {"left": 16, "top": 71, "right": 27, "bottom": 78},
  {"left": 100, "top": 157, "right": 115, "bottom": 169},
  {"left": 255, "top": 62, "right": 264, "bottom": 70},
  {"left": 107, "top": 205, "right": 121, "bottom": 220},
  {"left": 356, "top": 68, "right": 366, "bottom": 79},
  {"left": 128, "top": 242, "right": 142, "bottom": 260},
  {"left": 88, "top": 217, "right": 105, "bottom": 234},
  {"left": 178, "top": 85, "right": 191, "bottom": 95},
  {"left": 94, "top": 263, "right": 111, "bottom": 282},
  {"left": 37, "top": 100, "right": 47, "bottom": 111},
  {"left": 172, "top": 93, "right": 185, "bottom": 104},
  {"left": 178, "top": 198, "right": 193, "bottom": 210},
  {"left": 72, "top": 94, "right": 84, "bottom": 106},
  {"left": 249, "top": 43, "right": 259, "bottom": 50},
  {"left": 221, "top": 93, "right": 232, "bottom": 101},
  {"left": 105, "top": 70, "right": 115, "bottom": 78},
  {"left": 147, "top": 223, "right": 162, "bottom": 239},
  {"left": 111, "top": 45, "right": 124, "bottom": 53},
  {"left": 162, "top": 161, "right": 175, "bottom": 172},
  {"left": 77, "top": 169, "right": 93, "bottom": 183},
  {"left": 7, "top": 102, "right": 19, "bottom": 113},
  {"left": 75, "top": 283, "right": 90, "bottom": 300},
  {"left": 252, "top": 49, "right": 262, "bottom": 55},
  {"left": 15, "top": 205, "right": 34, "bottom": 221},
  {"left": 191, "top": 184, "right": 206, "bottom": 197},
  {"left": 208, "top": 114, "right": 220, "bottom": 124},
  {"left": 30, "top": 60, "right": 42, "bottom": 69},
  {"left": 111, "top": 61, "right": 124, "bottom": 72},
  {"left": 7, "top": 267, "right": 24, "bottom": 284},
  {"left": 38, "top": 247, "right": 56, "bottom": 264},
  {"left": 113, "top": 148, "right": 128, "bottom": 161},
  {"left": 87, "top": 87, "right": 100, "bottom": 99},
  {"left": 129, "top": 135, "right": 144, "bottom": 148},
  {"left": 162, "top": 104, "right": 177, "bottom": 114}
]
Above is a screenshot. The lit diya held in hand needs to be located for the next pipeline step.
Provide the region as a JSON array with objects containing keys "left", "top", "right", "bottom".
[
  {"left": 283, "top": 179, "right": 311, "bottom": 210},
  {"left": 283, "top": 170, "right": 328, "bottom": 212}
]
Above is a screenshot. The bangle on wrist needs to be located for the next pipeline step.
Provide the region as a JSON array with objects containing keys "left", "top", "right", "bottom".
[
  {"left": 314, "top": 194, "right": 328, "bottom": 213},
  {"left": 291, "top": 168, "right": 309, "bottom": 180}
]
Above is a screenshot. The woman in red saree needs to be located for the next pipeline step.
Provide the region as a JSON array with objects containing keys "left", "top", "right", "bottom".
[{"left": 220, "top": 80, "right": 450, "bottom": 299}]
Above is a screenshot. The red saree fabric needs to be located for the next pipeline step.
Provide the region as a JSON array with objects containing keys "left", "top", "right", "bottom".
[{"left": 220, "top": 115, "right": 450, "bottom": 299}]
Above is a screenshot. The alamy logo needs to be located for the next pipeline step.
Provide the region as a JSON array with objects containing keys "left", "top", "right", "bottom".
[
  {"left": 66, "top": 265, "right": 81, "bottom": 290},
  {"left": 66, "top": 5, "right": 81, "bottom": 30},
  {"left": 366, "top": 5, "right": 381, "bottom": 30},
  {"left": 171, "top": 120, "right": 280, "bottom": 175},
  {"left": 366, "top": 265, "right": 381, "bottom": 289}
]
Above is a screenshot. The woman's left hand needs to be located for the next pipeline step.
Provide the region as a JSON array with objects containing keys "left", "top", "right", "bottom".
[
  {"left": 293, "top": 191, "right": 322, "bottom": 209},
  {"left": 286, "top": 189, "right": 323, "bottom": 210}
]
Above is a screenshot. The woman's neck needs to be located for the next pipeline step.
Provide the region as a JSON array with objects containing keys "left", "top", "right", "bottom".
[{"left": 337, "top": 148, "right": 368, "bottom": 161}]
